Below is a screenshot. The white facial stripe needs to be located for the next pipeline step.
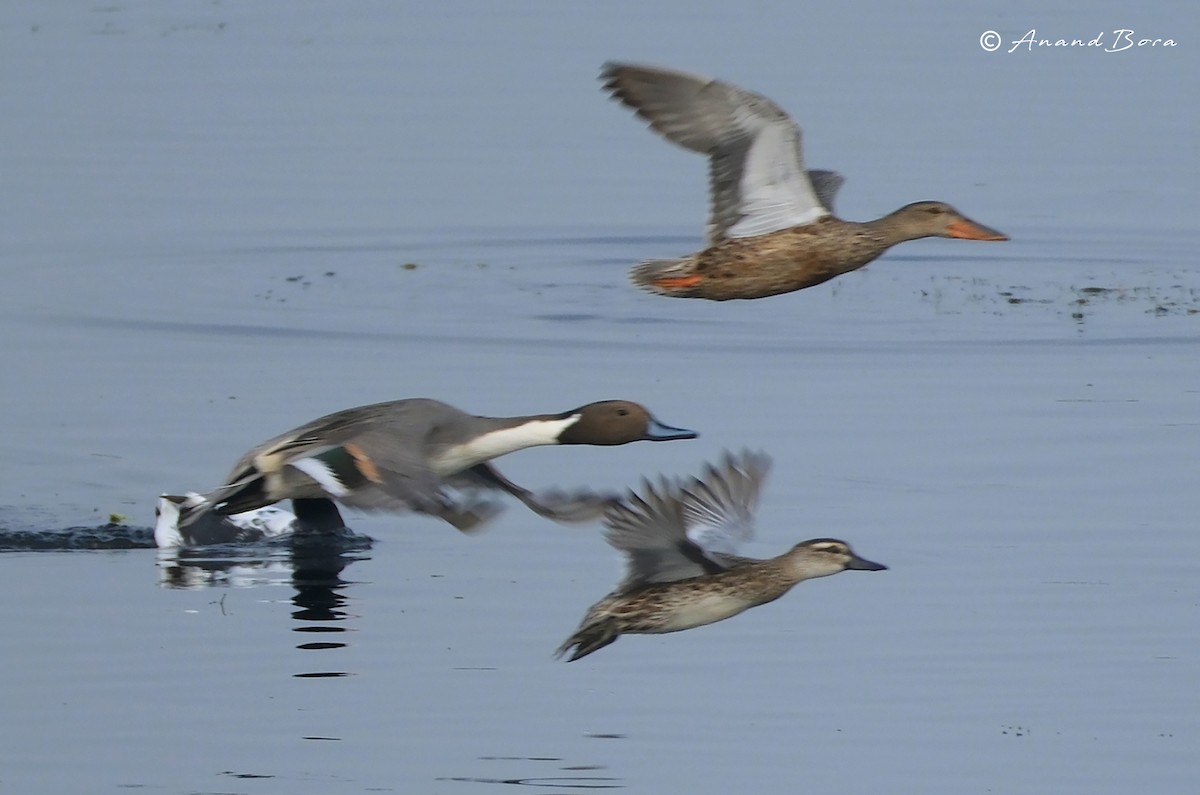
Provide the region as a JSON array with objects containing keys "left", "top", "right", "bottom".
[
  {"left": 290, "top": 457, "right": 349, "bottom": 497},
  {"left": 431, "top": 414, "right": 582, "bottom": 475}
]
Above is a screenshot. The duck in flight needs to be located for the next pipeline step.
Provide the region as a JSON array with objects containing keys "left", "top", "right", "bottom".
[
  {"left": 600, "top": 62, "right": 1008, "bottom": 300},
  {"left": 557, "top": 450, "right": 886, "bottom": 661},
  {"left": 174, "top": 398, "right": 697, "bottom": 544}
]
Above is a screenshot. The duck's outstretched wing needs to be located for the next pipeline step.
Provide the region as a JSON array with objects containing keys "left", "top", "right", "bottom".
[
  {"left": 212, "top": 433, "right": 501, "bottom": 533},
  {"left": 454, "top": 463, "right": 619, "bottom": 524},
  {"left": 600, "top": 62, "right": 830, "bottom": 244},
  {"left": 603, "top": 450, "right": 770, "bottom": 589},
  {"left": 807, "top": 169, "right": 845, "bottom": 214},
  {"left": 604, "top": 474, "right": 723, "bottom": 590},
  {"left": 680, "top": 449, "right": 770, "bottom": 560}
]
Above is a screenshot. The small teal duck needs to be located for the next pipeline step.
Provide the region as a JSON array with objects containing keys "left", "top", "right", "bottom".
[
  {"left": 557, "top": 450, "right": 886, "bottom": 661},
  {"left": 600, "top": 62, "right": 1008, "bottom": 300},
  {"left": 178, "top": 398, "right": 697, "bottom": 539}
]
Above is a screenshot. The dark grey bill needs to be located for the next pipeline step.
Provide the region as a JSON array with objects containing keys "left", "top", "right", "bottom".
[{"left": 846, "top": 554, "right": 888, "bottom": 571}]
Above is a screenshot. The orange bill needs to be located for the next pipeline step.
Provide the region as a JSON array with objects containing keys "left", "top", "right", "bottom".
[{"left": 946, "top": 217, "right": 1009, "bottom": 241}]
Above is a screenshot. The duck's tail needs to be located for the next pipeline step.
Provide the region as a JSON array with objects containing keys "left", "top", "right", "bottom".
[
  {"left": 629, "top": 258, "right": 703, "bottom": 297},
  {"left": 210, "top": 475, "right": 271, "bottom": 516},
  {"left": 555, "top": 617, "right": 620, "bottom": 662}
]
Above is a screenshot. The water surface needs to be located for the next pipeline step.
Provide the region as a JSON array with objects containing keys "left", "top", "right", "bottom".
[{"left": 1, "top": 2, "right": 1196, "bottom": 793}]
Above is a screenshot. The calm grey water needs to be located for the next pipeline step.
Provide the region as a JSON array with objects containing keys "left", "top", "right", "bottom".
[{"left": 2, "top": 2, "right": 1197, "bottom": 793}]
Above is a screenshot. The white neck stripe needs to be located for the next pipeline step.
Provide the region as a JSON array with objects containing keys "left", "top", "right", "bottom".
[{"left": 431, "top": 414, "right": 581, "bottom": 475}]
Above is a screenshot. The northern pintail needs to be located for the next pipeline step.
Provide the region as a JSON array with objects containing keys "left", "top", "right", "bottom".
[
  {"left": 179, "top": 398, "right": 697, "bottom": 538},
  {"left": 556, "top": 450, "right": 886, "bottom": 661},
  {"left": 600, "top": 62, "right": 1008, "bottom": 300}
]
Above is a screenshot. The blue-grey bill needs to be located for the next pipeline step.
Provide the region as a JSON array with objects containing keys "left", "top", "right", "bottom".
[{"left": 645, "top": 416, "right": 699, "bottom": 441}]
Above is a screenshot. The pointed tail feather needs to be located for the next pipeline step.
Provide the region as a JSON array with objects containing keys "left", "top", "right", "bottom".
[
  {"left": 629, "top": 258, "right": 701, "bottom": 297},
  {"left": 555, "top": 618, "right": 620, "bottom": 662},
  {"left": 211, "top": 476, "right": 271, "bottom": 516}
]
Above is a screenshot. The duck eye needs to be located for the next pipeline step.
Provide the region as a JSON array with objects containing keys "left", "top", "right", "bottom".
[{"left": 617, "top": 408, "right": 629, "bottom": 416}]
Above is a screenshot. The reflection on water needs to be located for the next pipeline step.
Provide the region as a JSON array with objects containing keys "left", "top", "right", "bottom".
[
  {"left": 154, "top": 528, "right": 371, "bottom": 589},
  {"left": 439, "top": 774, "right": 621, "bottom": 790},
  {"left": 1, "top": 2, "right": 1195, "bottom": 792},
  {"left": 0, "top": 518, "right": 376, "bottom": 681},
  {"left": 290, "top": 542, "right": 360, "bottom": 679},
  {"left": 440, "top": 752, "right": 622, "bottom": 790},
  {"left": 161, "top": 533, "right": 372, "bottom": 681}
]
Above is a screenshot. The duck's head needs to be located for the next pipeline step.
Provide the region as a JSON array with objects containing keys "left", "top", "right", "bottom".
[
  {"left": 788, "top": 538, "right": 888, "bottom": 578},
  {"left": 887, "top": 201, "right": 1008, "bottom": 242},
  {"left": 557, "top": 400, "right": 698, "bottom": 445}
]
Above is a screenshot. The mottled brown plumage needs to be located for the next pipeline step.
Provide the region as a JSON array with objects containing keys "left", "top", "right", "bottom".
[
  {"left": 601, "top": 62, "right": 1008, "bottom": 300},
  {"left": 556, "top": 451, "right": 887, "bottom": 661}
]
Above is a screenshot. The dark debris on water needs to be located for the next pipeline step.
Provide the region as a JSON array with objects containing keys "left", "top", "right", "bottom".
[{"left": 0, "top": 522, "right": 156, "bottom": 551}]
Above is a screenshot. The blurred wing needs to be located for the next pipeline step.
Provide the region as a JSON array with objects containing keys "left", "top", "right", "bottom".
[
  {"left": 724, "top": 118, "right": 826, "bottom": 239},
  {"left": 681, "top": 450, "right": 771, "bottom": 556},
  {"left": 600, "top": 62, "right": 828, "bottom": 244},
  {"left": 806, "top": 169, "right": 845, "bottom": 214},
  {"left": 604, "top": 476, "right": 727, "bottom": 590},
  {"left": 208, "top": 401, "right": 501, "bottom": 532},
  {"left": 514, "top": 487, "right": 617, "bottom": 523},
  {"left": 453, "top": 463, "right": 618, "bottom": 524},
  {"left": 280, "top": 437, "right": 445, "bottom": 514}
]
